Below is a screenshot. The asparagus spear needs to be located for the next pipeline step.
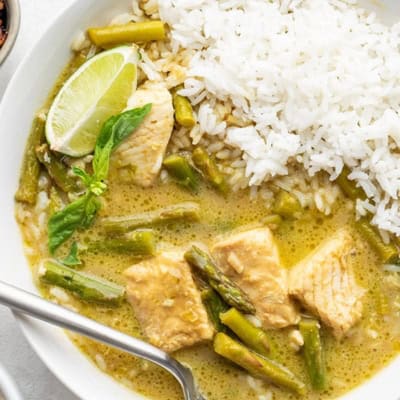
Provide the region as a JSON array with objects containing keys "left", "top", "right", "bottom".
[
  {"left": 36, "top": 143, "right": 80, "bottom": 193},
  {"left": 39, "top": 260, "right": 125, "bottom": 305},
  {"left": 299, "top": 318, "right": 326, "bottom": 391},
  {"left": 201, "top": 288, "right": 229, "bottom": 332},
  {"left": 192, "top": 147, "right": 229, "bottom": 194},
  {"left": 88, "top": 230, "right": 156, "bottom": 256},
  {"left": 214, "top": 333, "right": 306, "bottom": 395},
  {"left": 184, "top": 246, "right": 255, "bottom": 314},
  {"left": 173, "top": 92, "right": 196, "bottom": 128},
  {"left": 220, "top": 308, "right": 271, "bottom": 356},
  {"left": 336, "top": 166, "right": 365, "bottom": 200},
  {"left": 272, "top": 191, "right": 302, "bottom": 219},
  {"left": 102, "top": 202, "right": 200, "bottom": 234},
  {"left": 48, "top": 187, "right": 64, "bottom": 215},
  {"left": 15, "top": 116, "right": 46, "bottom": 204},
  {"left": 355, "top": 218, "right": 398, "bottom": 263},
  {"left": 163, "top": 154, "right": 199, "bottom": 191},
  {"left": 88, "top": 21, "right": 166, "bottom": 47}
]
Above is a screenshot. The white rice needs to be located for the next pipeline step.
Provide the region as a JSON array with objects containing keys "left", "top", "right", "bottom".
[
  {"left": 71, "top": 30, "right": 90, "bottom": 52},
  {"left": 365, "top": 328, "right": 379, "bottom": 339},
  {"left": 49, "top": 287, "right": 70, "bottom": 303},
  {"left": 288, "top": 329, "right": 304, "bottom": 351},
  {"left": 245, "top": 375, "right": 274, "bottom": 400},
  {"left": 245, "top": 314, "right": 263, "bottom": 328},
  {"left": 94, "top": 354, "right": 107, "bottom": 371},
  {"left": 157, "top": 0, "right": 400, "bottom": 236},
  {"left": 259, "top": 393, "right": 274, "bottom": 400}
]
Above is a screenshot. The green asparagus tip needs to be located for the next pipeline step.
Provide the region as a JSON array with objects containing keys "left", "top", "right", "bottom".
[
  {"left": 299, "top": 318, "right": 327, "bottom": 391},
  {"left": 163, "top": 154, "right": 199, "bottom": 191},
  {"left": 185, "top": 246, "right": 255, "bottom": 314},
  {"left": 192, "top": 147, "right": 229, "bottom": 195},
  {"left": 220, "top": 308, "right": 271, "bottom": 356},
  {"left": 214, "top": 333, "right": 306, "bottom": 395}
]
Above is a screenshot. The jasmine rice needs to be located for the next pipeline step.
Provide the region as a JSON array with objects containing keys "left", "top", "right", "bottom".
[{"left": 158, "top": 0, "right": 400, "bottom": 236}]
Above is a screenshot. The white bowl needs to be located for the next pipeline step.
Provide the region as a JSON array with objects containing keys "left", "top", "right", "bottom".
[
  {"left": 1, "top": 0, "right": 400, "bottom": 399},
  {"left": 0, "top": 362, "right": 22, "bottom": 400}
]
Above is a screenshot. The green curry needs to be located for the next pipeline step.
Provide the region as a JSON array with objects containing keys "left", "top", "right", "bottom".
[{"left": 14, "top": 39, "right": 400, "bottom": 400}]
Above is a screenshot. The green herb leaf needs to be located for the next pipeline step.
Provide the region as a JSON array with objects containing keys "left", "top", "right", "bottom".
[
  {"left": 81, "top": 193, "right": 101, "bottom": 228},
  {"left": 93, "top": 104, "right": 152, "bottom": 181},
  {"left": 48, "top": 192, "right": 100, "bottom": 254},
  {"left": 60, "top": 242, "right": 82, "bottom": 267},
  {"left": 72, "top": 166, "right": 93, "bottom": 187},
  {"left": 88, "top": 181, "right": 107, "bottom": 196},
  {"left": 47, "top": 105, "right": 152, "bottom": 254}
]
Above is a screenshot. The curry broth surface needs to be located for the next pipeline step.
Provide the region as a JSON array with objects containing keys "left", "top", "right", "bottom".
[
  {"left": 20, "top": 179, "right": 400, "bottom": 400},
  {"left": 16, "top": 56, "right": 400, "bottom": 400}
]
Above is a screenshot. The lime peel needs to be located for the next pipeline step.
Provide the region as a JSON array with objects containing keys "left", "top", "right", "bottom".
[{"left": 46, "top": 46, "right": 139, "bottom": 157}]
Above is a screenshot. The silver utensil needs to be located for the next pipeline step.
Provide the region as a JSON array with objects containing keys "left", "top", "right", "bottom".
[{"left": 0, "top": 280, "right": 205, "bottom": 400}]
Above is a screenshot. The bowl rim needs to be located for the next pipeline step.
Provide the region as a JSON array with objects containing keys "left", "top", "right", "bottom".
[{"left": 0, "top": 0, "right": 21, "bottom": 65}]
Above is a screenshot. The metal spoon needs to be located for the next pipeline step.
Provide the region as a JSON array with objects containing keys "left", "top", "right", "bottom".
[{"left": 0, "top": 280, "right": 205, "bottom": 400}]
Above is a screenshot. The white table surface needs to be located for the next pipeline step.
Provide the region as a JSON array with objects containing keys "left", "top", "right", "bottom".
[{"left": 0, "top": 1, "right": 80, "bottom": 398}]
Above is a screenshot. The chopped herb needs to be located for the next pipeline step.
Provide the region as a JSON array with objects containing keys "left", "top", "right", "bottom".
[{"left": 60, "top": 242, "right": 82, "bottom": 268}]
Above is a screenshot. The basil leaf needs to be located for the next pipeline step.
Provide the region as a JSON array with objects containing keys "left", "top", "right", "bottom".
[
  {"left": 93, "top": 104, "right": 152, "bottom": 181},
  {"left": 80, "top": 193, "right": 101, "bottom": 229},
  {"left": 47, "top": 105, "right": 151, "bottom": 254},
  {"left": 72, "top": 166, "right": 93, "bottom": 187},
  {"left": 60, "top": 242, "right": 82, "bottom": 267},
  {"left": 48, "top": 193, "right": 100, "bottom": 254}
]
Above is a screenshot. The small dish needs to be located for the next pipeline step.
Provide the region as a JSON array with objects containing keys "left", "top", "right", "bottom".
[{"left": 0, "top": 0, "right": 20, "bottom": 65}]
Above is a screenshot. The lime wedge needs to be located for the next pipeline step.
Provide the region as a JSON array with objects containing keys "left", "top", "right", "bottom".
[{"left": 46, "top": 46, "right": 139, "bottom": 157}]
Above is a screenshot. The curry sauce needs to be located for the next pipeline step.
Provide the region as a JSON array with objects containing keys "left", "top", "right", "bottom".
[
  {"left": 15, "top": 52, "right": 400, "bottom": 400},
  {"left": 16, "top": 176, "right": 400, "bottom": 399}
]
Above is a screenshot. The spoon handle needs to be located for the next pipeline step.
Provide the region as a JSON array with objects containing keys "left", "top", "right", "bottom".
[{"left": 0, "top": 280, "right": 196, "bottom": 400}]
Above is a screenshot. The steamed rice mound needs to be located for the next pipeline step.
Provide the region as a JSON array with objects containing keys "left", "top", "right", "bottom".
[{"left": 151, "top": 0, "right": 400, "bottom": 237}]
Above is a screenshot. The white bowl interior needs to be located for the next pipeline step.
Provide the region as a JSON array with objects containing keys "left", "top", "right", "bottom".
[
  {"left": 0, "top": 0, "right": 400, "bottom": 399},
  {"left": 0, "top": 362, "right": 23, "bottom": 400}
]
